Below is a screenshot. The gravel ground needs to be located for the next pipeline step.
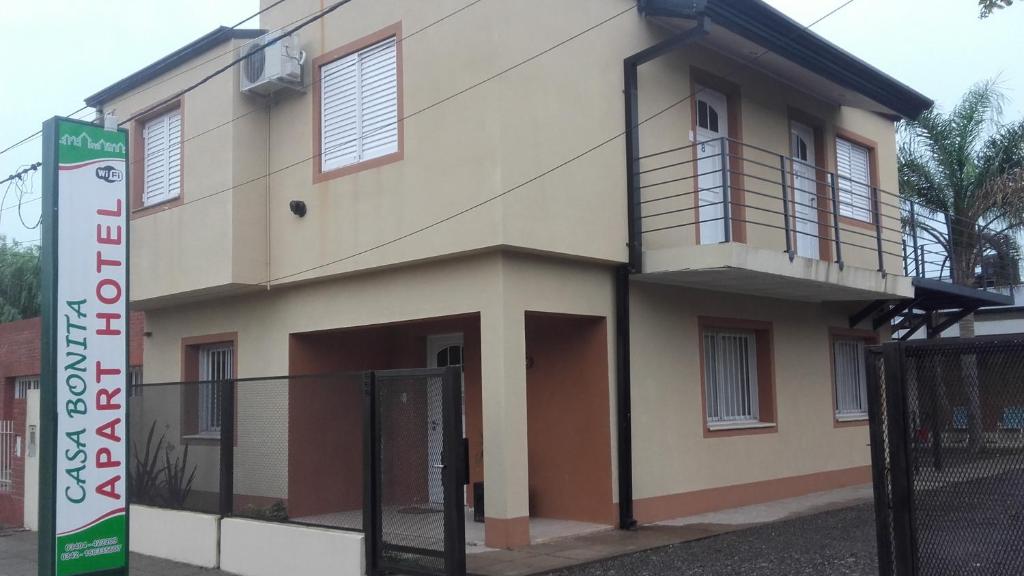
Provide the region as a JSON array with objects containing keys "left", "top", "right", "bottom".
[{"left": 547, "top": 504, "right": 879, "bottom": 576}]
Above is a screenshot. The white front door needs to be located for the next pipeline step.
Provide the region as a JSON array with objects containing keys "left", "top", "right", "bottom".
[
  {"left": 696, "top": 86, "right": 729, "bottom": 244},
  {"left": 426, "top": 334, "right": 464, "bottom": 505},
  {"left": 790, "top": 122, "right": 819, "bottom": 259}
]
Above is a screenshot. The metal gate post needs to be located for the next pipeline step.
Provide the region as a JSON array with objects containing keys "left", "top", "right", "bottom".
[
  {"left": 362, "top": 371, "right": 380, "bottom": 576},
  {"left": 442, "top": 365, "right": 467, "bottom": 576},
  {"left": 882, "top": 343, "right": 916, "bottom": 576},
  {"left": 219, "top": 379, "right": 235, "bottom": 518},
  {"left": 866, "top": 348, "right": 895, "bottom": 576}
]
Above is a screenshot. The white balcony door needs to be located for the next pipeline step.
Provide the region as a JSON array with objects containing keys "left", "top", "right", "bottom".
[
  {"left": 696, "top": 86, "right": 729, "bottom": 244},
  {"left": 791, "top": 122, "right": 819, "bottom": 259},
  {"left": 426, "top": 333, "right": 464, "bottom": 505}
]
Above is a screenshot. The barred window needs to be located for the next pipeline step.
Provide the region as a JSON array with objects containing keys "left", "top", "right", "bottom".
[
  {"left": 834, "top": 338, "right": 869, "bottom": 419},
  {"left": 198, "top": 344, "right": 233, "bottom": 435},
  {"left": 14, "top": 376, "right": 40, "bottom": 399},
  {"left": 703, "top": 330, "right": 760, "bottom": 424}
]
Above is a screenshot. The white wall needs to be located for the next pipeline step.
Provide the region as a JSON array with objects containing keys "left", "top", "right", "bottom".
[
  {"left": 220, "top": 518, "right": 364, "bottom": 576},
  {"left": 129, "top": 505, "right": 221, "bottom": 568},
  {"left": 23, "top": 389, "right": 39, "bottom": 531}
]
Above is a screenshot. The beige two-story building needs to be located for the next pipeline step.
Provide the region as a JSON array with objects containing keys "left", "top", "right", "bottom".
[{"left": 82, "top": 0, "right": 992, "bottom": 551}]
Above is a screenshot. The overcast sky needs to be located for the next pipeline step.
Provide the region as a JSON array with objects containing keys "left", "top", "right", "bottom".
[{"left": 1, "top": 0, "right": 1021, "bottom": 244}]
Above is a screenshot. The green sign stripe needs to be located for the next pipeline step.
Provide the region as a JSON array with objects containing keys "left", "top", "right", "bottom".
[
  {"left": 55, "top": 514, "right": 127, "bottom": 576},
  {"left": 57, "top": 120, "right": 126, "bottom": 165}
]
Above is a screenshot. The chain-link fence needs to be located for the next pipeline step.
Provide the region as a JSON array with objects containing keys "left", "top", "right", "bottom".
[
  {"left": 369, "top": 368, "right": 465, "bottom": 576},
  {"left": 869, "top": 337, "right": 1024, "bottom": 576}
]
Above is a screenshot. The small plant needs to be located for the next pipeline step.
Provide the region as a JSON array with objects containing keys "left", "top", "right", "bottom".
[
  {"left": 243, "top": 500, "right": 289, "bottom": 522},
  {"left": 161, "top": 442, "right": 198, "bottom": 509},
  {"left": 130, "top": 422, "right": 167, "bottom": 506}
]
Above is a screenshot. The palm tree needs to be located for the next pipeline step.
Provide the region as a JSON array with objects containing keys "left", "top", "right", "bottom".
[{"left": 899, "top": 80, "right": 1024, "bottom": 452}]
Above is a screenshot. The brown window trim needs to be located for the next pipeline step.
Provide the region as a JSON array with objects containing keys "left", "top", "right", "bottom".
[
  {"left": 834, "top": 128, "right": 880, "bottom": 231},
  {"left": 698, "top": 317, "right": 777, "bottom": 438},
  {"left": 787, "top": 108, "right": 833, "bottom": 263},
  {"left": 689, "top": 68, "right": 745, "bottom": 245},
  {"left": 312, "top": 22, "right": 404, "bottom": 185},
  {"left": 180, "top": 332, "right": 238, "bottom": 445},
  {"left": 129, "top": 99, "right": 185, "bottom": 220},
  {"left": 828, "top": 327, "right": 878, "bottom": 428}
]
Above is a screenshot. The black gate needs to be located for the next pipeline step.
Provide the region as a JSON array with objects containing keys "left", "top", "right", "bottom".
[
  {"left": 364, "top": 367, "right": 467, "bottom": 576},
  {"left": 868, "top": 336, "right": 1024, "bottom": 576}
]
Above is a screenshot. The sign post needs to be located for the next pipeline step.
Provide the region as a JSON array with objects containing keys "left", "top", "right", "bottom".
[{"left": 40, "top": 117, "right": 130, "bottom": 576}]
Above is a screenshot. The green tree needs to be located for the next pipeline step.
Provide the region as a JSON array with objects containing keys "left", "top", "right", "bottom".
[
  {"left": 980, "top": 0, "right": 1014, "bottom": 18},
  {"left": 899, "top": 80, "right": 1024, "bottom": 451},
  {"left": 0, "top": 236, "right": 40, "bottom": 322}
]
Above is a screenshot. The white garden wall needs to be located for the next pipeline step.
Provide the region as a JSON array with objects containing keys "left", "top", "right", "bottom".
[
  {"left": 220, "top": 518, "right": 364, "bottom": 576},
  {"left": 128, "top": 505, "right": 220, "bottom": 568}
]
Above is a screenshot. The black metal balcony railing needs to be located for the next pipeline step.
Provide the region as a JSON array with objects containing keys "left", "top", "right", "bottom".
[{"left": 632, "top": 137, "right": 1015, "bottom": 289}]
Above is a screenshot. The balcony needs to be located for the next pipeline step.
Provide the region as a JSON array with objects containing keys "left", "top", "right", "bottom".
[{"left": 628, "top": 137, "right": 1014, "bottom": 309}]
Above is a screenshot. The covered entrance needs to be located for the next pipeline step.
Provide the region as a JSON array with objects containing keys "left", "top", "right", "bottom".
[{"left": 287, "top": 311, "right": 617, "bottom": 550}]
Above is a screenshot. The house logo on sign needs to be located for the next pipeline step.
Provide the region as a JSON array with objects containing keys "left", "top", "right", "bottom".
[{"left": 95, "top": 165, "right": 124, "bottom": 183}]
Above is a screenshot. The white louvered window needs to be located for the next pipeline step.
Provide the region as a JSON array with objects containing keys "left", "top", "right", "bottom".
[
  {"left": 198, "top": 344, "right": 233, "bottom": 435},
  {"left": 320, "top": 36, "right": 398, "bottom": 173},
  {"left": 835, "top": 138, "right": 873, "bottom": 222},
  {"left": 704, "top": 330, "right": 759, "bottom": 425},
  {"left": 143, "top": 108, "right": 182, "bottom": 206},
  {"left": 14, "top": 376, "right": 40, "bottom": 399},
  {"left": 834, "top": 338, "right": 869, "bottom": 420}
]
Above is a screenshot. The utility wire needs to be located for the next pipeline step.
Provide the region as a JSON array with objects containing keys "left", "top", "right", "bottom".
[
  {"left": 128, "top": 1, "right": 635, "bottom": 213},
  {"left": 0, "top": 0, "right": 292, "bottom": 161},
  {"left": 262, "top": 0, "right": 861, "bottom": 283},
  {"left": 119, "top": 0, "right": 358, "bottom": 128},
  {"left": 0, "top": 0, "right": 489, "bottom": 217}
]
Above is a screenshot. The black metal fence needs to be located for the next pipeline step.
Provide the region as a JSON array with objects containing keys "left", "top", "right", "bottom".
[
  {"left": 366, "top": 368, "right": 466, "bottom": 576},
  {"left": 635, "top": 136, "right": 1018, "bottom": 288},
  {"left": 868, "top": 336, "right": 1024, "bottom": 576},
  {"left": 128, "top": 373, "right": 366, "bottom": 531}
]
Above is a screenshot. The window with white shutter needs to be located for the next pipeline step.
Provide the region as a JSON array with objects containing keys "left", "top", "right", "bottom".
[
  {"left": 833, "top": 338, "right": 869, "bottom": 420},
  {"left": 142, "top": 108, "right": 182, "bottom": 206},
  {"left": 835, "top": 138, "right": 873, "bottom": 222},
  {"left": 319, "top": 36, "right": 399, "bottom": 173}
]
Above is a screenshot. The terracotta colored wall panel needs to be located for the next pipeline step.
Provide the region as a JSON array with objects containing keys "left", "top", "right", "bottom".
[
  {"left": 524, "top": 314, "right": 615, "bottom": 524},
  {"left": 287, "top": 315, "right": 482, "bottom": 517}
]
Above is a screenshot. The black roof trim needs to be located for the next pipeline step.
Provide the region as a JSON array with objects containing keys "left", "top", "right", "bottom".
[
  {"left": 85, "top": 26, "right": 266, "bottom": 108},
  {"left": 639, "top": 0, "right": 933, "bottom": 120},
  {"left": 912, "top": 277, "right": 1015, "bottom": 311}
]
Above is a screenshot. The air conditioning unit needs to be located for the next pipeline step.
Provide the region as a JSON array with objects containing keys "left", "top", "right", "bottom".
[{"left": 240, "top": 32, "right": 305, "bottom": 96}]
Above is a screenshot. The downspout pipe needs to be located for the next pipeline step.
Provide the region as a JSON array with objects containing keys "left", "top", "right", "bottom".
[{"left": 617, "top": 14, "right": 710, "bottom": 532}]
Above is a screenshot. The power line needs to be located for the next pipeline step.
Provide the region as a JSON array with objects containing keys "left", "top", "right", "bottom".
[
  {"left": 111, "top": 0, "right": 488, "bottom": 179},
  {"left": 129, "top": 1, "right": 635, "bottom": 214},
  {"left": 0, "top": 0, "right": 292, "bottom": 161},
  {"left": 119, "top": 0, "right": 358, "bottom": 128},
  {"left": 262, "top": 0, "right": 861, "bottom": 284},
  {"left": 0, "top": 0, "right": 490, "bottom": 218}
]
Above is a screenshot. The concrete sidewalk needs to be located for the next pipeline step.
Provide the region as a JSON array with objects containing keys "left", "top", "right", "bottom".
[
  {"left": 0, "top": 485, "right": 872, "bottom": 576},
  {"left": 0, "top": 530, "right": 230, "bottom": 576},
  {"left": 467, "top": 484, "right": 873, "bottom": 576}
]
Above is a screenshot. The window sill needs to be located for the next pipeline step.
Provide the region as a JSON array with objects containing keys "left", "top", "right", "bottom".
[
  {"left": 707, "top": 421, "right": 776, "bottom": 432},
  {"left": 132, "top": 195, "right": 183, "bottom": 219},
  {"left": 313, "top": 149, "right": 403, "bottom": 184},
  {"left": 182, "top": 433, "right": 220, "bottom": 443},
  {"left": 836, "top": 413, "right": 869, "bottom": 423},
  {"left": 838, "top": 215, "right": 875, "bottom": 230}
]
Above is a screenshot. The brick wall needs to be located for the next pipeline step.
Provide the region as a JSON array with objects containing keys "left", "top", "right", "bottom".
[{"left": 0, "top": 312, "right": 144, "bottom": 527}]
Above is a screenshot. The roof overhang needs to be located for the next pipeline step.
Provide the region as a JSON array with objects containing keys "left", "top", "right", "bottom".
[
  {"left": 638, "top": 0, "right": 933, "bottom": 120},
  {"left": 911, "top": 277, "right": 1015, "bottom": 312},
  {"left": 85, "top": 26, "right": 266, "bottom": 108}
]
